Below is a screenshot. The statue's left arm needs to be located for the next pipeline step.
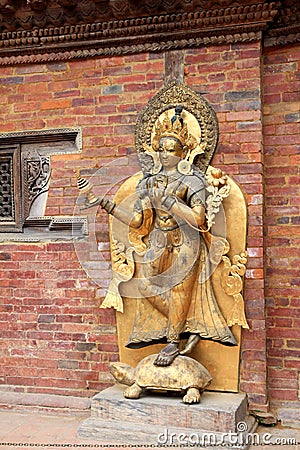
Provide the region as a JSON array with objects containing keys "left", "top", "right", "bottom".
[{"left": 100, "top": 197, "right": 143, "bottom": 229}]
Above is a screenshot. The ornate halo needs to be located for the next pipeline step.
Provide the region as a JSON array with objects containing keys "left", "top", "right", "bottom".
[{"left": 135, "top": 81, "right": 219, "bottom": 174}]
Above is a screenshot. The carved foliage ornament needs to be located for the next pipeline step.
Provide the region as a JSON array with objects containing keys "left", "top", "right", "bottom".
[
  {"left": 205, "top": 167, "right": 231, "bottom": 231},
  {"left": 221, "top": 251, "right": 249, "bottom": 329},
  {"left": 101, "top": 238, "right": 135, "bottom": 313},
  {"left": 24, "top": 154, "right": 51, "bottom": 217}
]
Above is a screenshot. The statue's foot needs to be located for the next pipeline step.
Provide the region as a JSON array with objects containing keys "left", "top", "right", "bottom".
[
  {"left": 180, "top": 334, "right": 200, "bottom": 355},
  {"left": 153, "top": 342, "right": 179, "bottom": 366},
  {"left": 183, "top": 387, "right": 201, "bottom": 404}
]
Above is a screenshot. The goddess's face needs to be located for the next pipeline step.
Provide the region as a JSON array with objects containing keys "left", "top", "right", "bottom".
[{"left": 158, "top": 137, "right": 183, "bottom": 170}]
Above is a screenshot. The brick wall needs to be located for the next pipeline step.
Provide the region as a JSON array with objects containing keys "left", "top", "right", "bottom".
[
  {"left": 0, "top": 41, "right": 299, "bottom": 422},
  {"left": 0, "top": 242, "right": 115, "bottom": 397},
  {"left": 263, "top": 43, "right": 300, "bottom": 425},
  {"left": 185, "top": 41, "right": 267, "bottom": 408},
  {"left": 0, "top": 54, "right": 164, "bottom": 398}
]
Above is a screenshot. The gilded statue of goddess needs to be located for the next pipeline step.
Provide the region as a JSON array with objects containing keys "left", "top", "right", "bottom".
[{"left": 77, "top": 83, "right": 248, "bottom": 392}]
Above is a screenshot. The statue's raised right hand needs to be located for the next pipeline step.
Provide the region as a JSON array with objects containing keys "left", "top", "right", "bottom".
[{"left": 100, "top": 198, "right": 116, "bottom": 215}]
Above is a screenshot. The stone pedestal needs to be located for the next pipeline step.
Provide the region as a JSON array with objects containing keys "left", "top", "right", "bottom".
[{"left": 78, "top": 385, "right": 257, "bottom": 449}]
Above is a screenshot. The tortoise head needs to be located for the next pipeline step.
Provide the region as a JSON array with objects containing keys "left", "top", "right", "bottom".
[{"left": 109, "top": 362, "right": 135, "bottom": 386}]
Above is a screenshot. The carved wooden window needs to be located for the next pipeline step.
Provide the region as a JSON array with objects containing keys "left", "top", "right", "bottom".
[
  {"left": 0, "top": 145, "right": 22, "bottom": 232},
  {"left": 0, "top": 128, "right": 87, "bottom": 240}
]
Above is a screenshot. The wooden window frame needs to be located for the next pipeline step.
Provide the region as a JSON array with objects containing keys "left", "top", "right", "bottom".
[{"left": 0, "top": 128, "right": 87, "bottom": 240}]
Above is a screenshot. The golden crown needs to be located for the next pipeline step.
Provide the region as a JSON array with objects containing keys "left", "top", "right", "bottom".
[{"left": 152, "top": 106, "right": 198, "bottom": 153}]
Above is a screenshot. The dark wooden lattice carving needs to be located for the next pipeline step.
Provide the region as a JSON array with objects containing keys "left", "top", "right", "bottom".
[
  {"left": 0, "top": 145, "right": 22, "bottom": 231},
  {"left": 0, "top": 156, "right": 14, "bottom": 220}
]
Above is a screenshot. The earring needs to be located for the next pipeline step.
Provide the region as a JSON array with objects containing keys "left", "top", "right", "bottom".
[{"left": 177, "top": 159, "right": 192, "bottom": 175}]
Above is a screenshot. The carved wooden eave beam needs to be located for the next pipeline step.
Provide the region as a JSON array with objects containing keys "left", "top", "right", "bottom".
[
  {"left": 0, "top": 1, "right": 296, "bottom": 65},
  {"left": 264, "top": 0, "right": 300, "bottom": 47}
]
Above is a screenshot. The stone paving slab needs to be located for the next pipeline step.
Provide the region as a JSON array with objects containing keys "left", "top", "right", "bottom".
[{"left": 0, "top": 408, "right": 299, "bottom": 450}]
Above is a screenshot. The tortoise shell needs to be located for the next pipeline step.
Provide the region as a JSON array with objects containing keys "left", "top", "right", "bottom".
[{"left": 134, "top": 354, "right": 212, "bottom": 391}]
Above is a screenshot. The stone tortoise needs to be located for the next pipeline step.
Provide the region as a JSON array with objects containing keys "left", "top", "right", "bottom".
[{"left": 109, "top": 354, "right": 212, "bottom": 404}]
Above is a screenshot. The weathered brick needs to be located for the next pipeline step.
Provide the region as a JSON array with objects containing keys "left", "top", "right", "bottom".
[
  {"left": 285, "top": 112, "right": 300, "bottom": 122},
  {"left": 76, "top": 342, "right": 96, "bottom": 351},
  {"left": 225, "top": 89, "right": 260, "bottom": 101},
  {"left": 0, "top": 253, "right": 11, "bottom": 261},
  {"left": 58, "top": 360, "right": 79, "bottom": 370},
  {"left": 102, "top": 84, "right": 123, "bottom": 95},
  {"left": 38, "top": 314, "right": 55, "bottom": 323},
  {"left": 2, "top": 76, "right": 24, "bottom": 85}
]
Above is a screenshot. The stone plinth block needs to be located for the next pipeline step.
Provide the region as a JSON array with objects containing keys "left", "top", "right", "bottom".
[{"left": 78, "top": 385, "right": 257, "bottom": 448}]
